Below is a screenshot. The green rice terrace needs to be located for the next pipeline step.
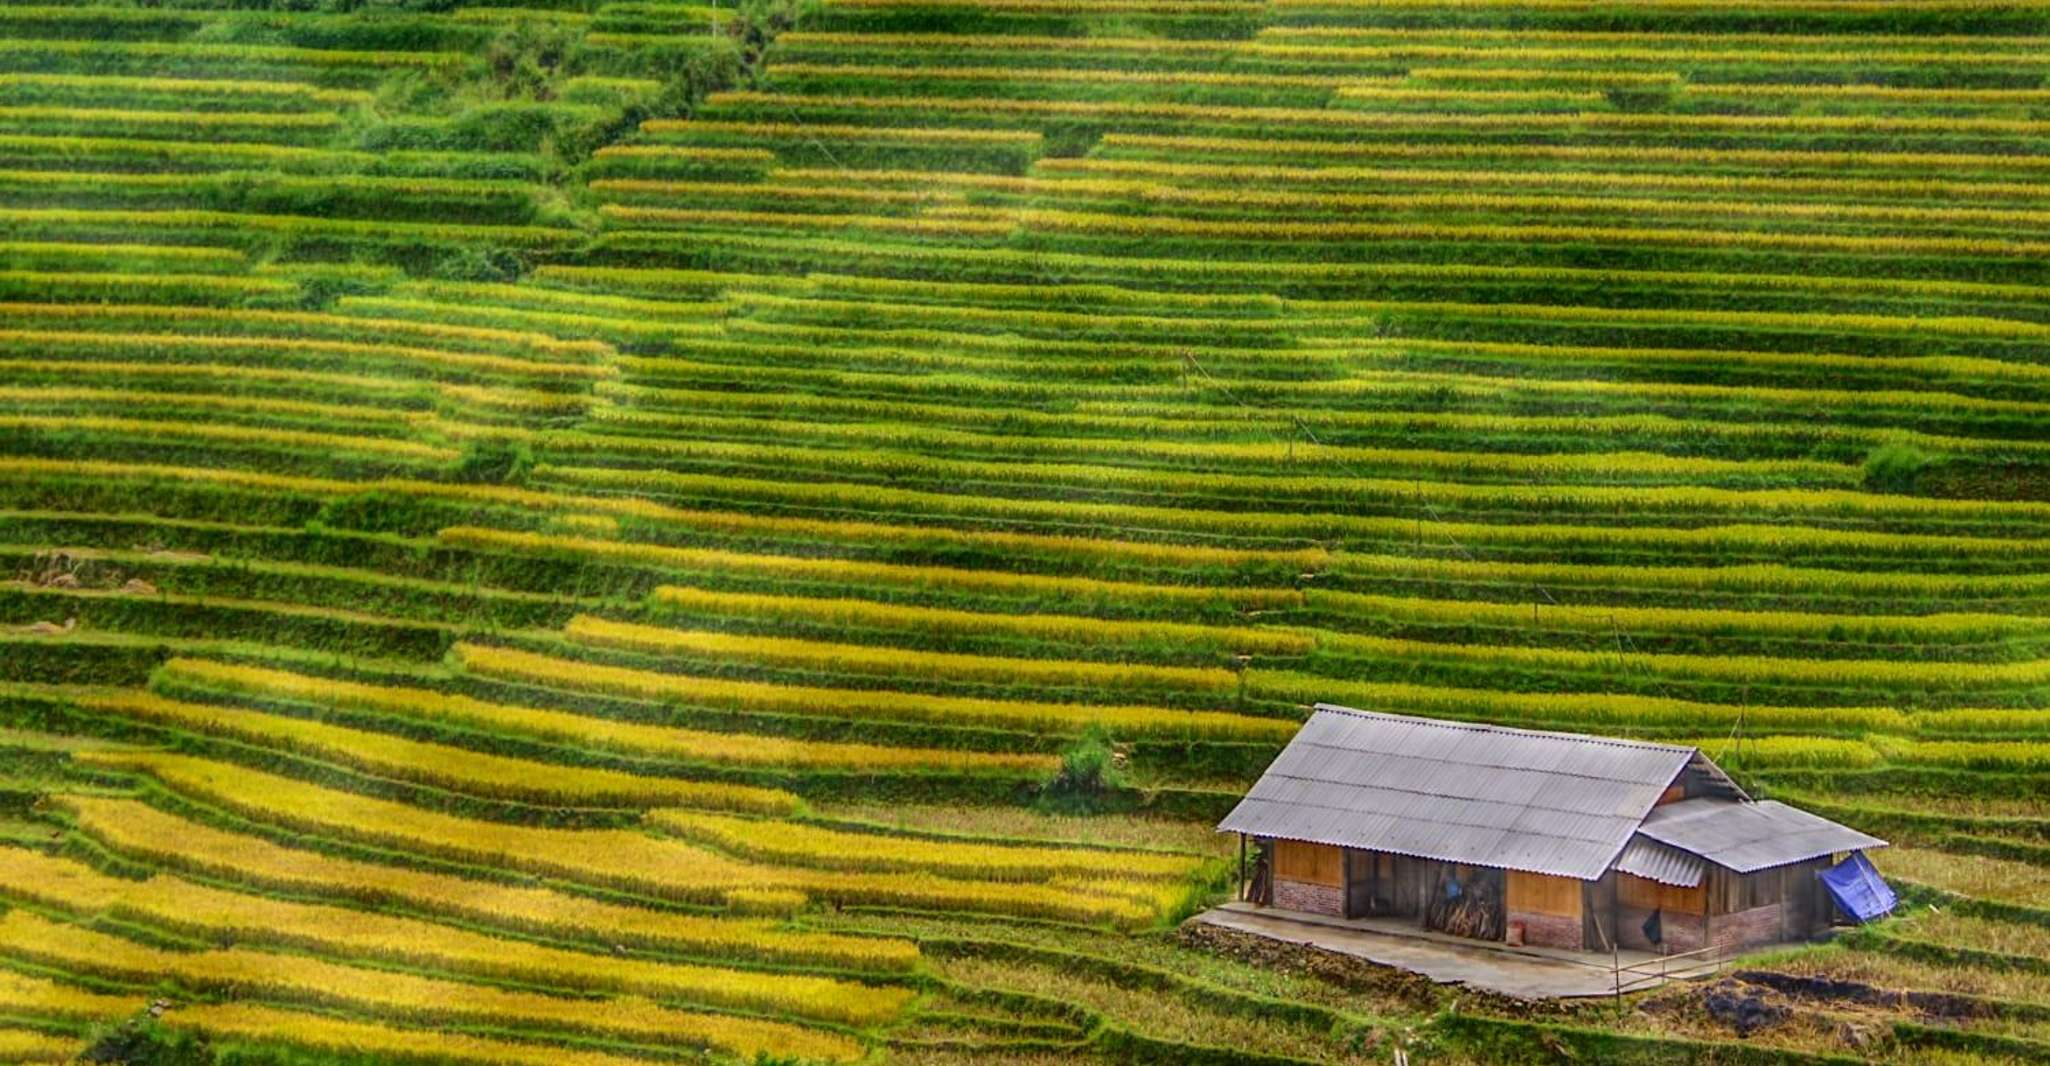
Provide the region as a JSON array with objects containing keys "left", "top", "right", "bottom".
[{"left": 2, "top": 0, "right": 2050, "bottom": 1062}]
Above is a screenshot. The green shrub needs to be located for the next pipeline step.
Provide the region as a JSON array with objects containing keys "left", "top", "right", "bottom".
[
  {"left": 1863, "top": 443, "right": 1942, "bottom": 494},
  {"left": 79, "top": 1019, "right": 212, "bottom": 1066},
  {"left": 1038, "top": 724, "right": 1128, "bottom": 812},
  {"left": 429, "top": 245, "right": 524, "bottom": 284},
  {"left": 452, "top": 439, "right": 533, "bottom": 485}
]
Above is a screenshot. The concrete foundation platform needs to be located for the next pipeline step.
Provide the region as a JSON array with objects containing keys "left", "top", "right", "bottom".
[{"left": 1196, "top": 901, "right": 1726, "bottom": 1000}]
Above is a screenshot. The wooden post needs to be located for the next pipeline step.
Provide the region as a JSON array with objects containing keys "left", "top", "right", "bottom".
[
  {"left": 1238, "top": 833, "right": 1247, "bottom": 901},
  {"left": 1611, "top": 929, "right": 1621, "bottom": 1010},
  {"left": 1704, "top": 867, "right": 1719, "bottom": 966}
]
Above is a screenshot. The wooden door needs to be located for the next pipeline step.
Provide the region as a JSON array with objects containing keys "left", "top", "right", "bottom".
[
  {"left": 1583, "top": 872, "right": 1617, "bottom": 952},
  {"left": 1345, "top": 849, "right": 1374, "bottom": 918}
]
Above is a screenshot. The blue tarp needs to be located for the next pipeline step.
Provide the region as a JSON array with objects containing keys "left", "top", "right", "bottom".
[{"left": 1818, "top": 851, "right": 1896, "bottom": 923}]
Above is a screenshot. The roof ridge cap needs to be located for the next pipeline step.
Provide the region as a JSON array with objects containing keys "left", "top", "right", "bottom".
[{"left": 1311, "top": 703, "right": 1697, "bottom": 755}]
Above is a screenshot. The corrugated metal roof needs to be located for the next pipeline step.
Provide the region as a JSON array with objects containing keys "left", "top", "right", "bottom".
[
  {"left": 1614, "top": 835, "right": 1706, "bottom": 887},
  {"left": 1217, "top": 705, "right": 1702, "bottom": 880},
  {"left": 1636, "top": 798, "right": 1887, "bottom": 873}
]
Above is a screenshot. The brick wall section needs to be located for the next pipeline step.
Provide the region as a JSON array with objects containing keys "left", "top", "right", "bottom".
[
  {"left": 1712, "top": 904, "right": 1784, "bottom": 952},
  {"left": 1273, "top": 877, "right": 1344, "bottom": 917},
  {"left": 1510, "top": 910, "right": 1582, "bottom": 950}
]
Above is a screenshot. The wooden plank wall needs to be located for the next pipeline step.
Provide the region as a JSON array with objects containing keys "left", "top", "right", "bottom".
[
  {"left": 1506, "top": 870, "right": 1582, "bottom": 917},
  {"left": 1274, "top": 840, "right": 1343, "bottom": 886}
]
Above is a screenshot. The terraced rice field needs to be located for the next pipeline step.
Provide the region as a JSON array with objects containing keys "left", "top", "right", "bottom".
[{"left": 1, "top": 0, "right": 2049, "bottom": 1063}]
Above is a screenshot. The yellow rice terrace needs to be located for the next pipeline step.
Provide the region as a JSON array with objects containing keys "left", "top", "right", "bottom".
[{"left": 0, "top": 0, "right": 2047, "bottom": 1063}]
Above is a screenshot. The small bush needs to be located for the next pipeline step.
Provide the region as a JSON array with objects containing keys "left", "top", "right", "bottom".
[
  {"left": 1863, "top": 443, "right": 1941, "bottom": 494},
  {"left": 1039, "top": 724, "right": 1128, "bottom": 812},
  {"left": 80, "top": 1020, "right": 211, "bottom": 1066},
  {"left": 484, "top": 21, "right": 574, "bottom": 102},
  {"left": 452, "top": 439, "right": 532, "bottom": 485},
  {"left": 429, "top": 245, "right": 524, "bottom": 283}
]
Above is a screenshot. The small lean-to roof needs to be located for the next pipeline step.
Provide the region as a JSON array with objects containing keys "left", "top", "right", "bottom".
[
  {"left": 1613, "top": 835, "right": 1706, "bottom": 888},
  {"left": 1635, "top": 798, "right": 1887, "bottom": 874},
  {"left": 1217, "top": 705, "right": 1736, "bottom": 880}
]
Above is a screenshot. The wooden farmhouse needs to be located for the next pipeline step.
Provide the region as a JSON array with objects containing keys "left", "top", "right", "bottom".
[{"left": 1220, "top": 706, "right": 1888, "bottom": 956}]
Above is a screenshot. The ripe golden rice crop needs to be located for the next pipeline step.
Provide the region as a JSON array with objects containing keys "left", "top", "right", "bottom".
[
  {"left": 438, "top": 525, "right": 1301, "bottom": 610},
  {"left": 1038, "top": 155, "right": 2050, "bottom": 206},
  {"left": 159, "top": 657, "right": 1053, "bottom": 774},
  {"left": 0, "top": 328, "right": 608, "bottom": 381},
  {"left": 0, "top": 1029, "right": 81, "bottom": 1063},
  {"left": 1870, "top": 737, "right": 2050, "bottom": 772},
  {"left": 650, "top": 584, "right": 1314, "bottom": 656},
  {"left": 455, "top": 641, "right": 1295, "bottom": 741},
  {"left": 0, "top": 415, "right": 454, "bottom": 462},
  {"left": 0, "top": 73, "right": 371, "bottom": 107},
  {"left": 1304, "top": 588, "right": 2045, "bottom": 646},
  {"left": 0, "top": 104, "right": 342, "bottom": 131},
  {"left": 561, "top": 614, "right": 1242, "bottom": 694},
  {"left": 1003, "top": 207, "right": 2050, "bottom": 258},
  {"left": 710, "top": 89, "right": 2050, "bottom": 133},
  {"left": 82, "top": 690, "right": 802, "bottom": 814},
  {"left": 45, "top": 797, "right": 917, "bottom": 971},
  {"left": 172, "top": 1002, "right": 740, "bottom": 1066},
  {"left": 59, "top": 756, "right": 1172, "bottom": 925},
  {"left": 1682, "top": 735, "right": 1883, "bottom": 769},
  {"left": 645, "top": 118, "right": 1044, "bottom": 145},
  {"left": 1256, "top": 671, "right": 1907, "bottom": 734},
  {"left": 1098, "top": 132, "right": 2050, "bottom": 173},
  {"left": 0, "top": 967, "right": 139, "bottom": 1022},
  {"left": 0, "top": 907, "right": 864, "bottom": 1062},
  {"left": 1314, "top": 631, "right": 2050, "bottom": 693},
  {"left": 0, "top": 845, "right": 907, "bottom": 1027},
  {"left": 645, "top": 809, "right": 1204, "bottom": 883},
  {"left": 0, "top": 208, "right": 578, "bottom": 249}
]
